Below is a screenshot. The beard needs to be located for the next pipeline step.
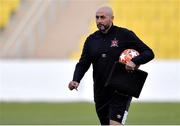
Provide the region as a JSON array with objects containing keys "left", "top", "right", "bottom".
[{"left": 97, "top": 24, "right": 110, "bottom": 32}]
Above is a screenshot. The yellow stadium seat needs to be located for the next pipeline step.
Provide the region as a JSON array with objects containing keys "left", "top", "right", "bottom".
[
  {"left": 6, "top": 0, "right": 20, "bottom": 13},
  {"left": 70, "top": 0, "right": 180, "bottom": 59},
  {"left": 0, "top": 0, "right": 11, "bottom": 28},
  {"left": 109, "top": 0, "right": 180, "bottom": 59},
  {"left": 0, "top": 0, "right": 20, "bottom": 28}
]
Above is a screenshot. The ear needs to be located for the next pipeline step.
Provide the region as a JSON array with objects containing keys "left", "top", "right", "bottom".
[
  {"left": 111, "top": 16, "right": 114, "bottom": 20},
  {"left": 111, "top": 16, "right": 114, "bottom": 22}
]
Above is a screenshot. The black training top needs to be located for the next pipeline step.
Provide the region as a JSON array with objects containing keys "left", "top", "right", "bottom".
[{"left": 73, "top": 25, "right": 154, "bottom": 101}]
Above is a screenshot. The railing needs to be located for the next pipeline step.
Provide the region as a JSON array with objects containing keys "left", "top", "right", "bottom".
[{"left": 0, "top": 0, "right": 64, "bottom": 58}]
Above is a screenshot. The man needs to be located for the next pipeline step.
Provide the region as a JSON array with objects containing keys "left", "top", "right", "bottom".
[{"left": 68, "top": 6, "right": 154, "bottom": 125}]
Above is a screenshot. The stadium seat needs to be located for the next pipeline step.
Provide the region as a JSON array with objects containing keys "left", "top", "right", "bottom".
[
  {"left": 69, "top": 0, "right": 179, "bottom": 59},
  {"left": 0, "top": 0, "right": 20, "bottom": 29},
  {"left": 109, "top": 0, "right": 180, "bottom": 59}
]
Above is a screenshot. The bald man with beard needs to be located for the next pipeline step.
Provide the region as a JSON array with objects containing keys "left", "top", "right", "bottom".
[{"left": 68, "top": 6, "right": 154, "bottom": 125}]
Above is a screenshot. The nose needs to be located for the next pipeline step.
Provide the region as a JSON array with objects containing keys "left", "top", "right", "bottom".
[{"left": 96, "top": 17, "right": 102, "bottom": 24}]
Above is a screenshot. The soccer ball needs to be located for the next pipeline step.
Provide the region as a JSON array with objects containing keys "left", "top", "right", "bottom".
[{"left": 119, "top": 49, "right": 139, "bottom": 64}]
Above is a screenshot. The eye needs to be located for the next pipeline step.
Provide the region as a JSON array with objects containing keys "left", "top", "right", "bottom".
[
  {"left": 100, "top": 16, "right": 105, "bottom": 19},
  {"left": 96, "top": 15, "right": 106, "bottom": 19},
  {"left": 96, "top": 16, "right": 100, "bottom": 19}
]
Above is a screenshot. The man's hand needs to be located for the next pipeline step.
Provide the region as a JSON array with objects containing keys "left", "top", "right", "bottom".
[
  {"left": 125, "top": 61, "right": 139, "bottom": 72},
  {"left": 68, "top": 81, "right": 79, "bottom": 91}
]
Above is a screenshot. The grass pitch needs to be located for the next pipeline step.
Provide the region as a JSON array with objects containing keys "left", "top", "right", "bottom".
[{"left": 0, "top": 102, "right": 180, "bottom": 125}]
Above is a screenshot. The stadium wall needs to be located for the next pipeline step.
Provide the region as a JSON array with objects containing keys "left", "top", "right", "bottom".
[{"left": 0, "top": 60, "right": 179, "bottom": 102}]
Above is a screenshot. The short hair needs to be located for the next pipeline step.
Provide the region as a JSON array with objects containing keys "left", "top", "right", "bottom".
[{"left": 96, "top": 6, "right": 114, "bottom": 18}]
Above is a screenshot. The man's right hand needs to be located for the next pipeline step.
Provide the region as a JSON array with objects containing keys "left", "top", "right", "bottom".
[{"left": 68, "top": 81, "right": 79, "bottom": 91}]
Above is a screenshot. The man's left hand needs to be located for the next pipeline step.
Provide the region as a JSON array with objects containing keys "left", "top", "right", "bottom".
[{"left": 125, "top": 61, "right": 137, "bottom": 72}]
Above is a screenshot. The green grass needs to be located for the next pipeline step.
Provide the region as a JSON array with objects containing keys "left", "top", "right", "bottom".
[
  {"left": 0, "top": 102, "right": 180, "bottom": 125},
  {"left": 127, "top": 102, "right": 180, "bottom": 125}
]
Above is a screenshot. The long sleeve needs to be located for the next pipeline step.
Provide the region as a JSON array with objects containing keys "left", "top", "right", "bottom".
[
  {"left": 73, "top": 37, "right": 92, "bottom": 83},
  {"left": 125, "top": 30, "right": 155, "bottom": 65}
]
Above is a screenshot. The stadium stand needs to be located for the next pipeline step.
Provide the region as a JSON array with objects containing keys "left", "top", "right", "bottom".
[
  {"left": 70, "top": 0, "right": 180, "bottom": 59},
  {"left": 0, "top": 0, "right": 179, "bottom": 59},
  {"left": 0, "top": 0, "right": 107, "bottom": 59},
  {"left": 0, "top": 0, "right": 20, "bottom": 29},
  {"left": 0, "top": 0, "right": 55, "bottom": 58},
  {"left": 0, "top": 0, "right": 35, "bottom": 56}
]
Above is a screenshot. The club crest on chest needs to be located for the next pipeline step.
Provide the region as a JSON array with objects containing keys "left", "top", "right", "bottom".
[{"left": 110, "top": 38, "right": 119, "bottom": 47}]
